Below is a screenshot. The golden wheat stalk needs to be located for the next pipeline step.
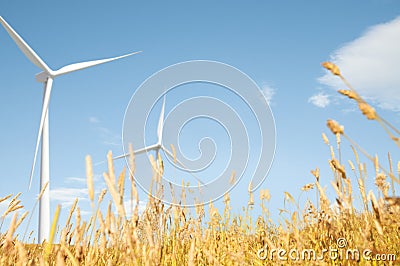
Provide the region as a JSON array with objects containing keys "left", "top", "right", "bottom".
[
  {"left": 22, "top": 182, "right": 49, "bottom": 242},
  {"left": 327, "top": 119, "right": 400, "bottom": 185},
  {"left": 3, "top": 212, "right": 18, "bottom": 250},
  {"left": 103, "top": 172, "right": 126, "bottom": 218},
  {"left": 0, "top": 194, "right": 12, "bottom": 204},
  {"left": 323, "top": 61, "right": 400, "bottom": 148},
  {"left": 85, "top": 155, "right": 95, "bottom": 203},
  {"left": 44, "top": 204, "right": 61, "bottom": 259},
  {"left": 107, "top": 151, "right": 116, "bottom": 185}
]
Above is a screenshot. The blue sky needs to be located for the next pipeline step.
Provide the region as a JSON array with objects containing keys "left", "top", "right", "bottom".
[{"left": 1, "top": 1, "right": 400, "bottom": 238}]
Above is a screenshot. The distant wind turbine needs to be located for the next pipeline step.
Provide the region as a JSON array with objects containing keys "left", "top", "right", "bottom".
[
  {"left": 114, "top": 96, "right": 205, "bottom": 186},
  {"left": 0, "top": 16, "right": 141, "bottom": 243}
]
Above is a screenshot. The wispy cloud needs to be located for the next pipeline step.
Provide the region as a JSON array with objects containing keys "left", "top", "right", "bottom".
[
  {"left": 50, "top": 187, "right": 88, "bottom": 207},
  {"left": 64, "top": 177, "right": 86, "bottom": 184},
  {"left": 89, "top": 116, "right": 121, "bottom": 146},
  {"left": 318, "top": 16, "right": 400, "bottom": 111},
  {"left": 308, "top": 93, "right": 330, "bottom": 108},
  {"left": 97, "top": 126, "right": 122, "bottom": 146},
  {"left": 64, "top": 174, "right": 103, "bottom": 184},
  {"left": 89, "top": 116, "right": 100, "bottom": 124},
  {"left": 261, "top": 84, "right": 275, "bottom": 105}
]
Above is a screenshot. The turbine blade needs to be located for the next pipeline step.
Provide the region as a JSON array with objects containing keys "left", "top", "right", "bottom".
[
  {"left": 113, "top": 143, "right": 159, "bottom": 160},
  {"left": 157, "top": 95, "right": 166, "bottom": 145},
  {"left": 0, "top": 16, "right": 51, "bottom": 73},
  {"left": 93, "top": 160, "right": 106, "bottom": 166},
  {"left": 161, "top": 145, "right": 206, "bottom": 186},
  {"left": 112, "top": 153, "right": 129, "bottom": 161},
  {"left": 53, "top": 51, "right": 142, "bottom": 77},
  {"left": 29, "top": 78, "right": 53, "bottom": 189}
]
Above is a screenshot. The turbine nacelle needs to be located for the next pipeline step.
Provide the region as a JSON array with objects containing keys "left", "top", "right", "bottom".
[{"left": 35, "top": 71, "right": 51, "bottom": 83}]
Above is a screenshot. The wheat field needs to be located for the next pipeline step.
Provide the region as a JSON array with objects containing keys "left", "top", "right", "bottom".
[{"left": 0, "top": 63, "right": 399, "bottom": 265}]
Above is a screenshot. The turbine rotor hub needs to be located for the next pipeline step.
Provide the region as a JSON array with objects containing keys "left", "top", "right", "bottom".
[{"left": 35, "top": 71, "right": 52, "bottom": 83}]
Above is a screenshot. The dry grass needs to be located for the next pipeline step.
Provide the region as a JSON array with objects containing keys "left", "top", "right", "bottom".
[{"left": 0, "top": 63, "right": 399, "bottom": 265}]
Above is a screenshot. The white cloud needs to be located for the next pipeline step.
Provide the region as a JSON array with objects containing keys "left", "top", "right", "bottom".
[
  {"left": 89, "top": 116, "right": 100, "bottom": 124},
  {"left": 319, "top": 16, "right": 400, "bottom": 111},
  {"left": 89, "top": 119, "right": 121, "bottom": 146},
  {"left": 97, "top": 126, "right": 121, "bottom": 146},
  {"left": 261, "top": 84, "right": 275, "bottom": 105},
  {"left": 64, "top": 174, "right": 103, "bottom": 184},
  {"left": 50, "top": 187, "right": 88, "bottom": 207},
  {"left": 64, "top": 177, "right": 86, "bottom": 184},
  {"left": 308, "top": 93, "right": 330, "bottom": 108},
  {"left": 88, "top": 116, "right": 121, "bottom": 146}
]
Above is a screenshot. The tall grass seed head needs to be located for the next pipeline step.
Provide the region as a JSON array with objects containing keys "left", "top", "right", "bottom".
[
  {"left": 327, "top": 119, "right": 344, "bottom": 135},
  {"left": 358, "top": 102, "right": 377, "bottom": 120},
  {"left": 338, "top": 89, "right": 359, "bottom": 101},
  {"left": 322, "top": 61, "right": 341, "bottom": 76}
]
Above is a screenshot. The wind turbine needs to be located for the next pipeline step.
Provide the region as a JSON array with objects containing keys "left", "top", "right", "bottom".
[
  {"left": 114, "top": 96, "right": 205, "bottom": 186},
  {"left": 0, "top": 16, "right": 141, "bottom": 243}
]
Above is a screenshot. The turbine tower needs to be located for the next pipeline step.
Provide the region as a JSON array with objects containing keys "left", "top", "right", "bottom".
[
  {"left": 114, "top": 96, "right": 205, "bottom": 186},
  {"left": 0, "top": 16, "right": 141, "bottom": 243}
]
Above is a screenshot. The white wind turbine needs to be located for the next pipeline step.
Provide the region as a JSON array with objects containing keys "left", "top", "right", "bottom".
[
  {"left": 0, "top": 16, "right": 141, "bottom": 243},
  {"left": 113, "top": 96, "right": 205, "bottom": 186}
]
